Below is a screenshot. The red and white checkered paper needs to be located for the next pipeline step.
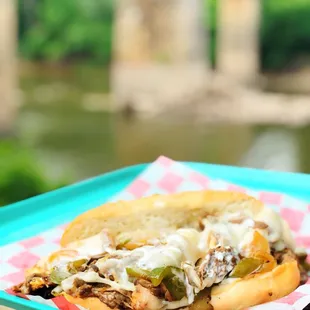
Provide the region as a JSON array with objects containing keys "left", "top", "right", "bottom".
[{"left": 1, "top": 156, "right": 310, "bottom": 309}]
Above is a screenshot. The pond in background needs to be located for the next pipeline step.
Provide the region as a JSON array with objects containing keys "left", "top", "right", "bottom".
[{"left": 17, "top": 63, "right": 310, "bottom": 183}]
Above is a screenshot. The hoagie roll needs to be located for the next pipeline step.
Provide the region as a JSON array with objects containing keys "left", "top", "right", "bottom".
[{"left": 13, "top": 191, "right": 309, "bottom": 310}]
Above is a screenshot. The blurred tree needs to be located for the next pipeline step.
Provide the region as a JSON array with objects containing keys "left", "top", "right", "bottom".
[
  {"left": 206, "top": 0, "right": 217, "bottom": 69},
  {"left": 261, "top": 0, "right": 310, "bottom": 71},
  {"left": 0, "top": 141, "right": 68, "bottom": 206},
  {"left": 18, "top": 0, "right": 36, "bottom": 40},
  {"left": 18, "top": 0, "right": 113, "bottom": 64}
]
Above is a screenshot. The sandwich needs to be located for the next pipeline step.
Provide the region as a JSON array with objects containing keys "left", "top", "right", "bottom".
[{"left": 13, "top": 190, "right": 309, "bottom": 310}]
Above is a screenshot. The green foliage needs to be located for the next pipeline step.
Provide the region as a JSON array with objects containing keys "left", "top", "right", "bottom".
[
  {"left": 18, "top": 0, "right": 310, "bottom": 70},
  {"left": 19, "top": 0, "right": 113, "bottom": 64},
  {"left": 261, "top": 0, "right": 310, "bottom": 70},
  {"left": 206, "top": 0, "right": 217, "bottom": 69},
  {"left": 206, "top": 0, "right": 310, "bottom": 70},
  {"left": 0, "top": 141, "right": 68, "bottom": 207}
]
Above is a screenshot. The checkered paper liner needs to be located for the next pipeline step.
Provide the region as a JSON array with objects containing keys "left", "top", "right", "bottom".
[{"left": 1, "top": 156, "right": 310, "bottom": 310}]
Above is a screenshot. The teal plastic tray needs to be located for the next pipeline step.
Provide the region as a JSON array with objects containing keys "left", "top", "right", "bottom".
[{"left": 1, "top": 162, "right": 310, "bottom": 309}]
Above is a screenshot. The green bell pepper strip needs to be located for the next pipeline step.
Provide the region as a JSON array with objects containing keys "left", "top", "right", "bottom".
[
  {"left": 230, "top": 258, "right": 264, "bottom": 278},
  {"left": 163, "top": 275, "right": 187, "bottom": 300},
  {"left": 67, "top": 258, "right": 88, "bottom": 273},
  {"left": 126, "top": 266, "right": 174, "bottom": 286},
  {"left": 126, "top": 266, "right": 187, "bottom": 300},
  {"left": 50, "top": 267, "right": 72, "bottom": 285},
  {"left": 50, "top": 259, "right": 87, "bottom": 284}
]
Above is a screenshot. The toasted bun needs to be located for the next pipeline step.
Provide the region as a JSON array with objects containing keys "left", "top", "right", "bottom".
[
  {"left": 210, "top": 259, "right": 300, "bottom": 310},
  {"left": 64, "top": 294, "right": 112, "bottom": 310},
  {"left": 61, "top": 190, "right": 295, "bottom": 251},
  {"left": 63, "top": 259, "right": 300, "bottom": 310},
  {"left": 59, "top": 190, "right": 299, "bottom": 310},
  {"left": 61, "top": 191, "right": 264, "bottom": 247}
]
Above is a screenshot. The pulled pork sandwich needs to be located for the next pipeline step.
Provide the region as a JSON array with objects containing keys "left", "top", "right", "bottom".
[{"left": 13, "top": 191, "right": 309, "bottom": 310}]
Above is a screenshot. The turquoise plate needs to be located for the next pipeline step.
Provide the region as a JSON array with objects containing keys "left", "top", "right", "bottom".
[{"left": 1, "top": 162, "right": 310, "bottom": 309}]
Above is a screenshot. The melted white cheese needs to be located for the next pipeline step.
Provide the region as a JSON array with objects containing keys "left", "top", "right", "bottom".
[
  {"left": 61, "top": 271, "right": 135, "bottom": 292},
  {"left": 68, "top": 230, "right": 113, "bottom": 256},
  {"left": 95, "top": 251, "right": 141, "bottom": 290},
  {"left": 280, "top": 218, "right": 296, "bottom": 250},
  {"left": 200, "top": 217, "right": 256, "bottom": 251},
  {"left": 166, "top": 229, "right": 202, "bottom": 263},
  {"left": 118, "top": 229, "right": 202, "bottom": 271},
  {"left": 255, "top": 207, "right": 296, "bottom": 249},
  {"left": 182, "top": 270, "right": 195, "bottom": 304},
  {"left": 199, "top": 211, "right": 294, "bottom": 253},
  {"left": 54, "top": 210, "right": 294, "bottom": 309},
  {"left": 61, "top": 229, "right": 202, "bottom": 295},
  {"left": 46, "top": 253, "right": 89, "bottom": 271},
  {"left": 135, "top": 245, "right": 183, "bottom": 269},
  {"left": 238, "top": 230, "right": 257, "bottom": 251}
]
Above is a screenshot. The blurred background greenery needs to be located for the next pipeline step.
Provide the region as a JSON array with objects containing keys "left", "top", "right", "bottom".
[
  {"left": 0, "top": 140, "right": 68, "bottom": 206},
  {"left": 18, "top": 0, "right": 114, "bottom": 65},
  {"left": 1, "top": 0, "right": 310, "bottom": 206},
  {"left": 17, "top": 0, "right": 310, "bottom": 69}
]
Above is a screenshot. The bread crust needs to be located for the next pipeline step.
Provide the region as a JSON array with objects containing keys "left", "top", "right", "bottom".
[
  {"left": 63, "top": 260, "right": 300, "bottom": 310},
  {"left": 64, "top": 295, "right": 112, "bottom": 310},
  {"left": 210, "top": 259, "right": 300, "bottom": 310},
  {"left": 61, "top": 191, "right": 263, "bottom": 247}
]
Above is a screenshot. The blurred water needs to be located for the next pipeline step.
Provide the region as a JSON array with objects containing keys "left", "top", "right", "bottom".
[{"left": 17, "top": 63, "right": 310, "bottom": 182}]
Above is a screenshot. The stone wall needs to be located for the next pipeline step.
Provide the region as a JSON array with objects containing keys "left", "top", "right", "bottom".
[
  {"left": 263, "top": 68, "right": 310, "bottom": 94},
  {"left": 113, "top": 0, "right": 206, "bottom": 64},
  {"left": 112, "top": 0, "right": 209, "bottom": 113},
  {"left": 217, "top": 0, "right": 260, "bottom": 85}
]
